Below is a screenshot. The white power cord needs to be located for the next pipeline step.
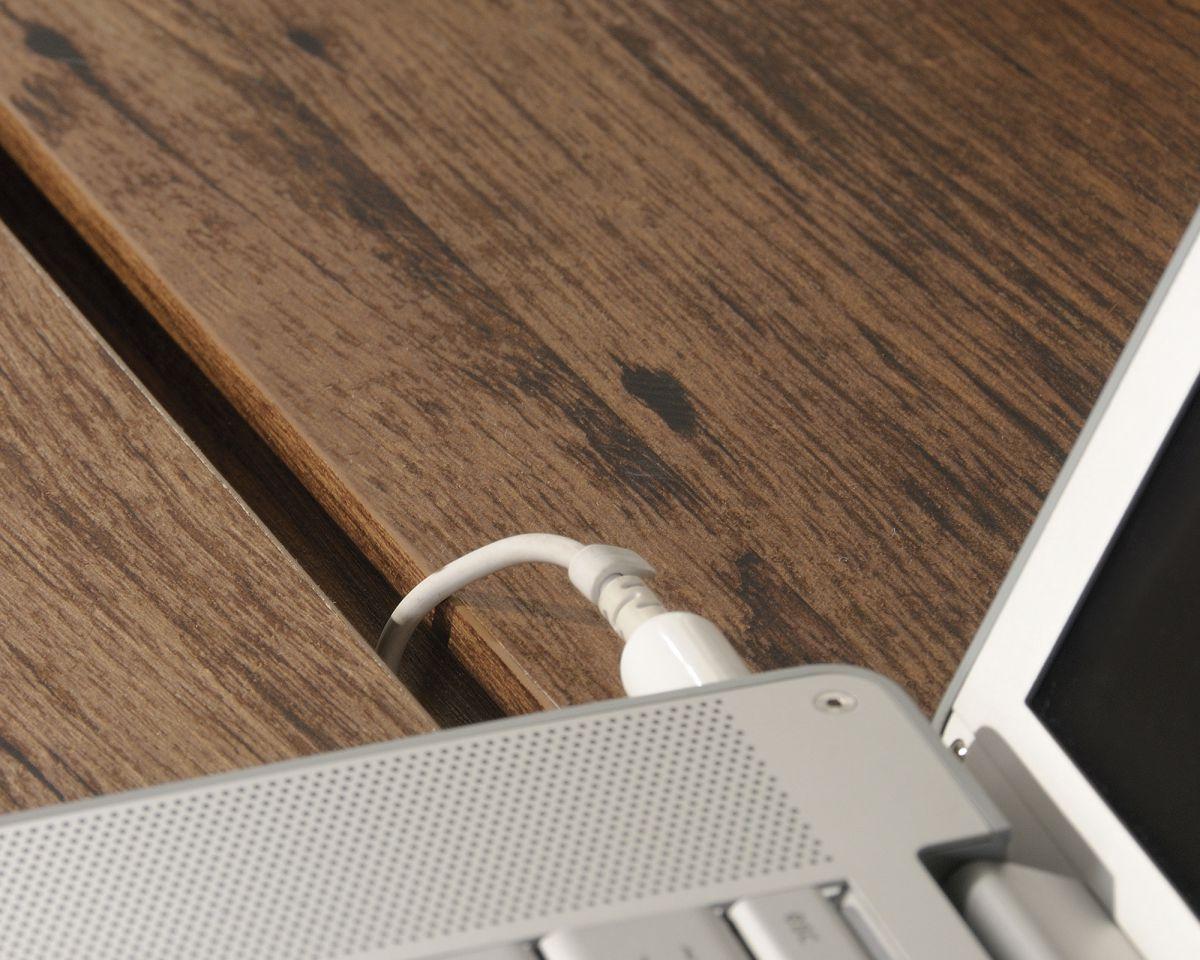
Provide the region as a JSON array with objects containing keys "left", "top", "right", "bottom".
[{"left": 379, "top": 533, "right": 750, "bottom": 697}]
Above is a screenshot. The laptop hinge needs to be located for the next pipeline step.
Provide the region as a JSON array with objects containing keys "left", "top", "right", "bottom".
[{"left": 947, "top": 861, "right": 1141, "bottom": 960}]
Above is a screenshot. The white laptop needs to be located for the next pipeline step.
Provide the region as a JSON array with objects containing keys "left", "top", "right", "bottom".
[{"left": 0, "top": 211, "right": 1195, "bottom": 960}]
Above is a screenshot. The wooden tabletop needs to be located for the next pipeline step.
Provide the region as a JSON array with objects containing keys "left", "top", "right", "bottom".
[
  {"left": 0, "top": 1, "right": 1197, "bottom": 804},
  {"left": 0, "top": 221, "right": 431, "bottom": 813}
]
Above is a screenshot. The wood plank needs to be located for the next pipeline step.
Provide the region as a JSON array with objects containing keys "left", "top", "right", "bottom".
[
  {"left": 0, "top": 223, "right": 433, "bottom": 813},
  {"left": 0, "top": 146, "right": 504, "bottom": 730},
  {"left": 0, "top": 0, "right": 1195, "bottom": 714}
]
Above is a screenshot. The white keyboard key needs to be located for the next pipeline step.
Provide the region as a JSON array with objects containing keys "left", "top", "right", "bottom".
[
  {"left": 540, "top": 907, "right": 748, "bottom": 959},
  {"left": 728, "top": 887, "right": 869, "bottom": 959}
]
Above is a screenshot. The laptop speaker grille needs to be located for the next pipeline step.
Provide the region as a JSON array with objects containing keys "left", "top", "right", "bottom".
[{"left": 0, "top": 697, "right": 826, "bottom": 959}]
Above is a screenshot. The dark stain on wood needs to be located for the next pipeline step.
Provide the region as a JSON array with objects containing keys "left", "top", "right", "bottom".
[
  {"left": 22, "top": 23, "right": 82, "bottom": 64},
  {"left": 735, "top": 550, "right": 851, "bottom": 661},
  {"left": 619, "top": 362, "right": 698, "bottom": 435},
  {"left": 286, "top": 28, "right": 328, "bottom": 61},
  {"left": 515, "top": 349, "right": 705, "bottom": 511}
]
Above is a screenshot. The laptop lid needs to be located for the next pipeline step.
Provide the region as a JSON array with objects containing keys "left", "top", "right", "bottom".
[{"left": 937, "top": 209, "right": 1200, "bottom": 960}]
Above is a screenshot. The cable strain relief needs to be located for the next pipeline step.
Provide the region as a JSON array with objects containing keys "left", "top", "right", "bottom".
[
  {"left": 567, "top": 544, "right": 656, "bottom": 602},
  {"left": 595, "top": 574, "right": 667, "bottom": 640}
]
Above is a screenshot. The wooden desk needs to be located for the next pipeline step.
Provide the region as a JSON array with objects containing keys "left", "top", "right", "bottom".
[
  {"left": 0, "top": 223, "right": 431, "bottom": 812},
  {"left": 0, "top": 2, "right": 1196, "bottom": 798}
]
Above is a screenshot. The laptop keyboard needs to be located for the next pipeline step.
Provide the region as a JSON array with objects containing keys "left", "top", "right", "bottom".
[{"left": 444, "top": 886, "right": 870, "bottom": 959}]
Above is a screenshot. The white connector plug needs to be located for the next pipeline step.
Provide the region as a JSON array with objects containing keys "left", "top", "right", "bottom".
[
  {"left": 378, "top": 534, "right": 749, "bottom": 697},
  {"left": 618, "top": 612, "right": 750, "bottom": 697}
]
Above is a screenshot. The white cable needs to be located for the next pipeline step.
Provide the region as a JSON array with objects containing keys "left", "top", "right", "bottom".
[
  {"left": 378, "top": 534, "right": 582, "bottom": 670},
  {"left": 378, "top": 533, "right": 750, "bottom": 695}
]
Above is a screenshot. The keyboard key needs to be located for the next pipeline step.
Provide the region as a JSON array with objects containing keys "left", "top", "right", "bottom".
[
  {"left": 540, "top": 907, "right": 748, "bottom": 959},
  {"left": 728, "top": 887, "right": 869, "bottom": 959}
]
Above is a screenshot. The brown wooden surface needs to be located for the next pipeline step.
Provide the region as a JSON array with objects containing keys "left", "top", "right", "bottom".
[
  {"left": 0, "top": 146, "right": 504, "bottom": 731},
  {"left": 0, "top": 222, "right": 432, "bottom": 812},
  {"left": 0, "top": 0, "right": 1196, "bottom": 718}
]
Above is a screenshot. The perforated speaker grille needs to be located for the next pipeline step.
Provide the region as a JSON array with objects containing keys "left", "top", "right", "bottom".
[{"left": 0, "top": 697, "right": 827, "bottom": 959}]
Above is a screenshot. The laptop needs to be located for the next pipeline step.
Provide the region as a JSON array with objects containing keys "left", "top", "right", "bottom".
[{"left": 0, "top": 211, "right": 1195, "bottom": 960}]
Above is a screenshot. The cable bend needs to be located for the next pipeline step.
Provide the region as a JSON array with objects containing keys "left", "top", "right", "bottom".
[
  {"left": 378, "top": 534, "right": 584, "bottom": 670},
  {"left": 378, "top": 532, "right": 750, "bottom": 696}
]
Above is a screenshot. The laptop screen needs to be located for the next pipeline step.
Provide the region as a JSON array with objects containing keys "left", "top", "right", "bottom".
[{"left": 1029, "top": 381, "right": 1200, "bottom": 914}]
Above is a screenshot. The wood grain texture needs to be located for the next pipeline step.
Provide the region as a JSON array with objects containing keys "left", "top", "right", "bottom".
[
  {"left": 0, "top": 222, "right": 432, "bottom": 813},
  {"left": 0, "top": 0, "right": 1196, "bottom": 715},
  {"left": 0, "top": 145, "right": 503, "bottom": 730}
]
